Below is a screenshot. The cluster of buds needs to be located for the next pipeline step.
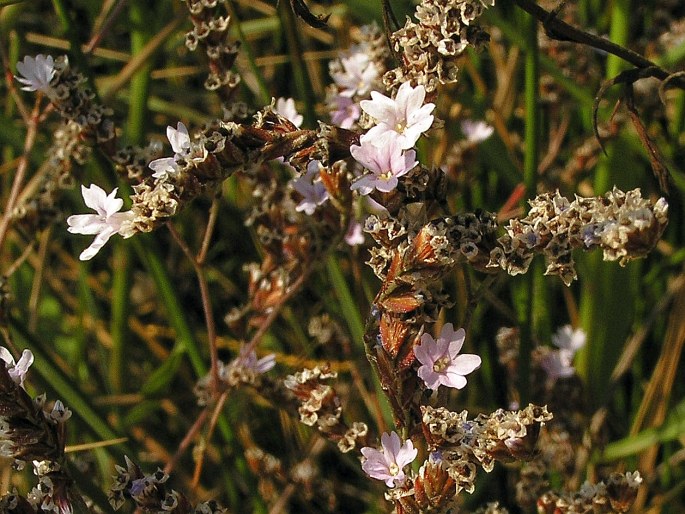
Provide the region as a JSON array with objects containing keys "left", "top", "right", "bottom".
[
  {"left": 489, "top": 187, "right": 669, "bottom": 285},
  {"left": 421, "top": 404, "right": 552, "bottom": 494},
  {"left": 0, "top": 355, "right": 67, "bottom": 463},
  {"left": 0, "top": 351, "right": 79, "bottom": 514},
  {"left": 109, "top": 456, "right": 226, "bottom": 514},
  {"left": 283, "top": 366, "right": 369, "bottom": 453},
  {"left": 385, "top": 0, "right": 494, "bottom": 93},
  {"left": 183, "top": 0, "right": 240, "bottom": 98},
  {"left": 537, "top": 472, "right": 643, "bottom": 513}
]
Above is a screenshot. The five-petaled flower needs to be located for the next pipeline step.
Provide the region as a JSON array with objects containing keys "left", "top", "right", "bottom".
[
  {"left": 67, "top": 184, "right": 133, "bottom": 261},
  {"left": 414, "top": 323, "right": 481, "bottom": 390},
  {"left": 360, "top": 81, "right": 435, "bottom": 150},
  {"left": 15, "top": 54, "right": 56, "bottom": 93},
  {"left": 0, "top": 346, "right": 34, "bottom": 389},
  {"left": 350, "top": 134, "right": 417, "bottom": 194},
  {"left": 291, "top": 161, "right": 329, "bottom": 215},
  {"left": 148, "top": 122, "right": 191, "bottom": 179},
  {"left": 361, "top": 431, "right": 418, "bottom": 487},
  {"left": 331, "top": 51, "right": 379, "bottom": 98}
]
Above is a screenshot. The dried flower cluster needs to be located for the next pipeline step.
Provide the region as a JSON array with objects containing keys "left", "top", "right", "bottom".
[
  {"left": 283, "top": 366, "right": 369, "bottom": 453},
  {"left": 489, "top": 187, "right": 669, "bottom": 285},
  {"left": 537, "top": 472, "right": 643, "bottom": 513},
  {"left": 385, "top": 0, "right": 494, "bottom": 92},
  {"left": 183, "top": 0, "right": 240, "bottom": 98},
  {"left": 109, "top": 456, "right": 226, "bottom": 514}
]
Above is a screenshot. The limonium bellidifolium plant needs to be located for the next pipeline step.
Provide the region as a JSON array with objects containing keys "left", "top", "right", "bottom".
[{"left": 1, "top": 0, "right": 683, "bottom": 512}]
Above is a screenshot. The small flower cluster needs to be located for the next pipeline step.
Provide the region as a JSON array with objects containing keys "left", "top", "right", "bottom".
[
  {"left": 0, "top": 349, "right": 68, "bottom": 462},
  {"left": 183, "top": 0, "right": 240, "bottom": 97},
  {"left": 283, "top": 366, "right": 370, "bottom": 453},
  {"left": 326, "top": 23, "right": 389, "bottom": 129},
  {"left": 194, "top": 346, "right": 276, "bottom": 405},
  {"left": 109, "top": 456, "right": 226, "bottom": 514},
  {"left": 350, "top": 81, "right": 434, "bottom": 195},
  {"left": 489, "top": 187, "right": 669, "bottom": 285},
  {"left": 537, "top": 472, "right": 643, "bottom": 514},
  {"left": 421, "top": 404, "right": 553, "bottom": 493},
  {"left": 385, "top": 0, "right": 494, "bottom": 92}
]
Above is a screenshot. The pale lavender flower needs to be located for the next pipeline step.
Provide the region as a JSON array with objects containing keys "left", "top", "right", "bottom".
[
  {"left": 66, "top": 185, "right": 133, "bottom": 260},
  {"left": 360, "top": 81, "right": 435, "bottom": 149},
  {"left": 344, "top": 220, "right": 365, "bottom": 246},
  {"left": 331, "top": 52, "right": 379, "bottom": 97},
  {"left": 540, "top": 349, "right": 576, "bottom": 380},
  {"left": 0, "top": 347, "right": 34, "bottom": 389},
  {"left": 275, "top": 97, "right": 303, "bottom": 128},
  {"left": 360, "top": 431, "right": 418, "bottom": 487},
  {"left": 148, "top": 122, "right": 191, "bottom": 179},
  {"left": 350, "top": 134, "right": 417, "bottom": 194},
  {"left": 414, "top": 323, "right": 481, "bottom": 390},
  {"left": 461, "top": 119, "right": 494, "bottom": 143},
  {"left": 552, "top": 325, "right": 586, "bottom": 355},
  {"left": 15, "top": 55, "right": 55, "bottom": 93},
  {"left": 291, "top": 161, "right": 329, "bottom": 215},
  {"left": 330, "top": 95, "right": 361, "bottom": 128},
  {"left": 235, "top": 345, "right": 276, "bottom": 374}
]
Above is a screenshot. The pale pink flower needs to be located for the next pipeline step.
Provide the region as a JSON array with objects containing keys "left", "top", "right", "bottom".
[
  {"left": 360, "top": 431, "right": 417, "bottom": 487},
  {"left": 275, "top": 97, "right": 303, "bottom": 128},
  {"left": 461, "top": 119, "right": 494, "bottom": 143},
  {"left": 15, "top": 55, "right": 55, "bottom": 93},
  {"left": 414, "top": 324, "right": 481, "bottom": 390},
  {"left": 350, "top": 134, "right": 417, "bottom": 194},
  {"left": 148, "top": 122, "right": 191, "bottom": 179},
  {"left": 291, "top": 161, "right": 329, "bottom": 215},
  {"left": 330, "top": 95, "right": 361, "bottom": 128},
  {"left": 360, "top": 81, "right": 435, "bottom": 149},
  {"left": 67, "top": 185, "right": 133, "bottom": 260},
  {"left": 0, "top": 347, "right": 34, "bottom": 389},
  {"left": 331, "top": 52, "right": 379, "bottom": 98},
  {"left": 344, "top": 220, "right": 365, "bottom": 246}
]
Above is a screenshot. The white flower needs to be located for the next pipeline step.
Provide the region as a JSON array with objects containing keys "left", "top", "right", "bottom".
[
  {"left": 275, "top": 97, "right": 303, "bottom": 128},
  {"left": 66, "top": 185, "right": 133, "bottom": 260},
  {"left": 15, "top": 55, "right": 55, "bottom": 93},
  {"left": 291, "top": 161, "right": 329, "bottom": 215},
  {"left": 552, "top": 325, "right": 586, "bottom": 355},
  {"left": 0, "top": 347, "right": 34, "bottom": 389},
  {"left": 360, "top": 431, "right": 418, "bottom": 487},
  {"left": 350, "top": 134, "right": 417, "bottom": 194},
  {"left": 331, "top": 51, "right": 379, "bottom": 98},
  {"left": 360, "top": 82, "right": 435, "bottom": 150},
  {"left": 148, "top": 122, "right": 191, "bottom": 179},
  {"left": 461, "top": 119, "right": 494, "bottom": 143},
  {"left": 414, "top": 324, "right": 481, "bottom": 390}
]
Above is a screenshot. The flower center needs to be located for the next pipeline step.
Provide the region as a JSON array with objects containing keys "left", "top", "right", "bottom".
[
  {"left": 395, "top": 120, "right": 406, "bottom": 133},
  {"left": 379, "top": 170, "right": 393, "bottom": 181},
  {"left": 433, "top": 356, "right": 451, "bottom": 373},
  {"left": 388, "top": 463, "right": 400, "bottom": 476}
]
